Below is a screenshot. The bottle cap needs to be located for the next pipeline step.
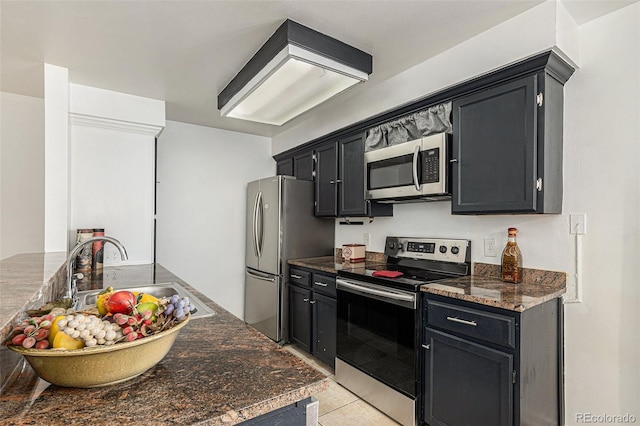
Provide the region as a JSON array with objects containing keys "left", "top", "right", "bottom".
[{"left": 508, "top": 227, "right": 518, "bottom": 235}]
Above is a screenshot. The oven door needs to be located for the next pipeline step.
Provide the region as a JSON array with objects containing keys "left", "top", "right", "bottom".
[
  {"left": 365, "top": 133, "right": 448, "bottom": 201},
  {"left": 336, "top": 277, "right": 417, "bottom": 398}
]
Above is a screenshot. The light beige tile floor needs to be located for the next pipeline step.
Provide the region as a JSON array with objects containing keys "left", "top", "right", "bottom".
[{"left": 284, "top": 345, "right": 401, "bottom": 425}]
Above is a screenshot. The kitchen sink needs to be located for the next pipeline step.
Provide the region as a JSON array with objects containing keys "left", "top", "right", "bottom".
[{"left": 76, "top": 282, "right": 215, "bottom": 319}]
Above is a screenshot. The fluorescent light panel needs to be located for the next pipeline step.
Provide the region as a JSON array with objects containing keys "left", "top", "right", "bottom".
[
  {"left": 218, "top": 20, "right": 372, "bottom": 126},
  {"left": 221, "top": 45, "right": 367, "bottom": 126}
]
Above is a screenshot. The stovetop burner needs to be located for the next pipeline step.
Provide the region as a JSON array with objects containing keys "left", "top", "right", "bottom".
[{"left": 337, "top": 236, "right": 472, "bottom": 292}]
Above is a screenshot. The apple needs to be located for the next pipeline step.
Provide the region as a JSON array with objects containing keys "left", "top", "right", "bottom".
[{"left": 106, "top": 291, "right": 137, "bottom": 315}]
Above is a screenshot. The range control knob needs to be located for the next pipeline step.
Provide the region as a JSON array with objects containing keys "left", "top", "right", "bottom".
[
  {"left": 397, "top": 243, "right": 404, "bottom": 250},
  {"left": 439, "top": 245, "right": 447, "bottom": 254},
  {"left": 451, "top": 246, "right": 460, "bottom": 255},
  {"left": 388, "top": 242, "right": 395, "bottom": 249}
]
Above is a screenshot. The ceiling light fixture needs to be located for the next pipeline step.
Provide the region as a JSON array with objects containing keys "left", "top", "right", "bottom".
[{"left": 218, "top": 19, "right": 373, "bottom": 126}]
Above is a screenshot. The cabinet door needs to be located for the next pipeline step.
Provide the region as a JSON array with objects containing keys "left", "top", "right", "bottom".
[
  {"left": 423, "top": 328, "right": 513, "bottom": 426},
  {"left": 293, "top": 152, "right": 314, "bottom": 181},
  {"left": 312, "top": 292, "right": 336, "bottom": 368},
  {"left": 289, "top": 285, "right": 312, "bottom": 351},
  {"left": 452, "top": 75, "right": 538, "bottom": 214},
  {"left": 338, "top": 134, "right": 367, "bottom": 216},
  {"left": 277, "top": 158, "right": 293, "bottom": 177},
  {"left": 315, "top": 142, "right": 338, "bottom": 217}
]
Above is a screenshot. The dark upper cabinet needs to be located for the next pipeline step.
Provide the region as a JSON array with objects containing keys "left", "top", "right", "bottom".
[
  {"left": 293, "top": 151, "right": 314, "bottom": 181},
  {"left": 452, "top": 72, "right": 564, "bottom": 214},
  {"left": 315, "top": 142, "right": 339, "bottom": 216},
  {"left": 315, "top": 134, "right": 393, "bottom": 218},
  {"left": 276, "top": 157, "right": 293, "bottom": 177}
]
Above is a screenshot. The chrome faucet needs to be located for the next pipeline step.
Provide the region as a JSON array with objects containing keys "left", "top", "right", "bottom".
[{"left": 65, "top": 236, "right": 128, "bottom": 307}]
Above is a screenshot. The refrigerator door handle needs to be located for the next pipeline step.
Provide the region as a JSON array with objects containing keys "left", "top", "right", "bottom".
[
  {"left": 252, "top": 191, "right": 260, "bottom": 257},
  {"left": 246, "top": 269, "right": 276, "bottom": 282},
  {"left": 256, "top": 191, "right": 263, "bottom": 258}
]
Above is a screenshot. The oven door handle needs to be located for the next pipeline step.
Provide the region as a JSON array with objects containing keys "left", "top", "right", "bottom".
[
  {"left": 337, "top": 278, "right": 416, "bottom": 309},
  {"left": 412, "top": 145, "right": 421, "bottom": 191}
]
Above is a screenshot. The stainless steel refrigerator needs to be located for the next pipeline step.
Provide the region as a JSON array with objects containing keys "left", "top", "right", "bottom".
[{"left": 245, "top": 175, "right": 334, "bottom": 342}]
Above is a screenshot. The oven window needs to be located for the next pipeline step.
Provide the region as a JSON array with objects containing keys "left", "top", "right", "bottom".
[
  {"left": 367, "top": 154, "right": 417, "bottom": 190},
  {"left": 337, "top": 289, "right": 416, "bottom": 398}
]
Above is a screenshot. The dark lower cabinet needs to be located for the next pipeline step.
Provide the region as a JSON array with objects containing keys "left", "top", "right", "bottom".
[
  {"left": 422, "top": 294, "right": 562, "bottom": 426},
  {"left": 311, "top": 293, "right": 336, "bottom": 367},
  {"left": 423, "top": 328, "right": 513, "bottom": 426},
  {"left": 288, "top": 268, "right": 337, "bottom": 368},
  {"left": 289, "top": 285, "right": 312, "bottom": 352}
]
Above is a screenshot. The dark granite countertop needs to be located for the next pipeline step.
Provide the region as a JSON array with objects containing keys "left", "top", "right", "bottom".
[
  {"left": 421, "top": 263, "right": 567, "bottom": 312},
  {"left": 288, "top": 251, "right": 388, "bottom": 275},
  {"left": 288, "top": 256, "right": 339, "bottom": 274},
  {"left": 0, "top": 263, "right": 328, "bottom": 425},
  {"left": 288, "top": 257, "right": 566, "bottom": 312}
]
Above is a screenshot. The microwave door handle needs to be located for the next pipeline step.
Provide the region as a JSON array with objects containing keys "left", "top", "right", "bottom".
[{"left": 413, "top": 145, "right": 421, "bottom": 191}]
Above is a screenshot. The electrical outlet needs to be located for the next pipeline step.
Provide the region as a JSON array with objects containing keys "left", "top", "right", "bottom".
[
  {"left": 364, "top": 232, "right": 371, "bottom": 246},
  {"left": 570, "top": 214, "right": 587, "bottom": 235},
  {"left": 484, "top": 238, "right": 497, "bottom": 257}
]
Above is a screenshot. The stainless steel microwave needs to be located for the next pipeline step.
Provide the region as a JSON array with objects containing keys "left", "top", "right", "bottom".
[{"left": 364, "top": 132, "right": 451, "bottom": 203}]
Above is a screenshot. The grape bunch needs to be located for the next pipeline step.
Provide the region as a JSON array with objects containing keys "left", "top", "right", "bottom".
[
  {"left": 10, "top": 313, "right": 56, "bottom": 349},
  {"left": 56, "top": 314, "right": 123, "bottom": 347},
  {"left": 112, "top": 312, "right": 154, "bottom": 342},
  {"left": 164, "top": 295, "right": 193, "bottom": 321}
]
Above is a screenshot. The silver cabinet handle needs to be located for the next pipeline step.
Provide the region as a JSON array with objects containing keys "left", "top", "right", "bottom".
[
  {"left": 303, "top": 298, "right": 309, "bottom": 302},
  {"left": 446, "top": 316, "right": 477, "bottom": 326},
  {"left": 309, "top": 300, "right": 316, "bottom": 304},
  {"left": 314, "top": 281, "right": 328, "bottom": 287},
  {"left": 449, "top": 159, "right": 458, "bottom": 163},
  {"left": 329, "top": 179, "right": 342, "bottom": 184},
  {"left": 291, "top": 274, "right": 303, "bottom": 279},
  {"left": 412, "top": 145, "right": 421, "bottom": 191},
  {"left": 422, "top": 344, "right": 431, "bottom": 350}
]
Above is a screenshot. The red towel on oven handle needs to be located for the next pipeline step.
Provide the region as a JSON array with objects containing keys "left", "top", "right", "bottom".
[{"left": 372, "top": 270, "right": 404, "bottom": 278}]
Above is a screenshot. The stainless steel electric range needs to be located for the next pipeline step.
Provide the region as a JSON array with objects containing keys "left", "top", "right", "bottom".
[{"left": 336, "top": 236, "right": 471, "bottom": 426}]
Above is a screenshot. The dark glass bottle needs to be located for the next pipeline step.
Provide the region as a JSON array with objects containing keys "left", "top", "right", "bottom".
[{"left": 501, "top": 227, "right": 522, "bottom": 283}]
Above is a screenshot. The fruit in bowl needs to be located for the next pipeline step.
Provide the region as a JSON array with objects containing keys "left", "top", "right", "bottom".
[{"left": 3, "top": 294, "right": 194, "bottom": 387}]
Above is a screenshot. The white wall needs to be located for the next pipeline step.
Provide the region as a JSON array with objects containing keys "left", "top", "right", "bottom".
[
  {"left": 0, "top": 92, "right": 45, "bottom": 260},
  {"left": 274, "top": 2, "right": 640, "bottom": 423},
  {"left": 44, "top": 64, "right": 69, "bottom": 252},
  {"left": 562, "top": 5, "right": 639, "bottom": 420},
  {"left": 156, "top": 120, "right": 274, "bottom": 319},
  {"left": 68, "top": 84, "right": 165, "bottom": 264}
]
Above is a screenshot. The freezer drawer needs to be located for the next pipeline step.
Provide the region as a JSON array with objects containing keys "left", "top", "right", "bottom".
[{"left": 244, "top": 268, "right": 281, "bottom": 342}]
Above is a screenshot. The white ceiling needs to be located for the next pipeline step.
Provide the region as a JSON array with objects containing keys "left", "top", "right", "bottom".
[{"left": 1, "top": 0, "right": 635, "bottom": 137}]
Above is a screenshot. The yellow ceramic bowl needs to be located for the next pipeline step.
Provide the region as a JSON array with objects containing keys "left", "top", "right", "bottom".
[{"left": 9, "top": 316, "right": 189, "bottom": 388}]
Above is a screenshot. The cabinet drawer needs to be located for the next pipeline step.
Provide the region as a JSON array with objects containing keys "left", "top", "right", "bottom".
[
  {"left": 312, "top": 273, "right": 336, "bottom": 298},
  {"left": 426, "top": 299, "right": 516, "bottom": 349},
  {"left": 290, "top": 268, "right": 311, "bottom": 288}
]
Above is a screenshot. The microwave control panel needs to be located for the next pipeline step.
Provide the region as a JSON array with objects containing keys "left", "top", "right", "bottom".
[{"left": 423, "top": 148, "right": 440, "bottom": 183}]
